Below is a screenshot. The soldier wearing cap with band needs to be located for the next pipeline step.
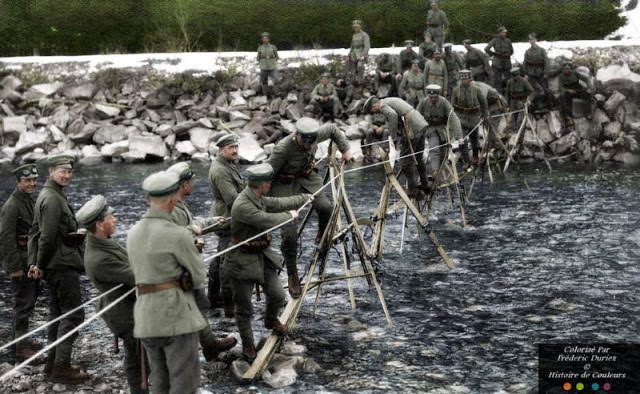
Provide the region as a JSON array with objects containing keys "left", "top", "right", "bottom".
[
  {"left": 223, "top": 163, "right": 311, "bottom": 360},
  {"left": 426, "top": 0, "right": 448, "bottom": 51},
  {"left": 77, "top": 195, "right": 148, "bottom": 394},
  {"left": 27, "top": 155, "right": 88, "bottom": 384},
  {"left": 267, "top": 117, "right": 352, "bottom": 298},
  {"left": 0, "top": 164, "right": 42, "bottom": 362},
  {"left": 484, "top": 26, "right": 514, "bottom": 93},
  {"left": 399, "top": 59, "right": 426, "bottom": 108},
  {"left": 464, "top": 39, "right": 492, "bottom": 83},
  {"left": 127, "top": 171, "right": 208, "bottom": 394},
  {"left": 208, "top": 133, "right": 245, "bottom": 315},
  {"left": 424, "top": 49, "right": 448, "bottom": 98},
  {"left": 398, "top": 40, "right": 420, "bottom": 75},
  {"left": 417, "top": 84, "right": 465, "bottom": 176},
  {"left": 443, "top": 43, "right": 464, "bottom": 98},
  {"left": 348, "top": 19, "right": 370, "bottom": 87},
  {"left": 257, "top": 32, "right": 279, "bottom": 98},
  {"left": 310, "top": 73, "right": 342, "bottom": 121},
  {"left": 451, "top": 70, "right": 489, "bottom": 165},
  {"left": 362, "top": 96, "right": 431, "bottom": 198},
  {"left": 505, "top": 67, "right": 534, "bottom": 133},
  {"left": 167, "top": 162, "right": 237, "bottom": 362}
]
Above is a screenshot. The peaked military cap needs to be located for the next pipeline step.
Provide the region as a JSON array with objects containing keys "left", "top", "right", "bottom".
[
  {"left": 13, "top": 163, "right": 38, "bottom": 179},
  {"left": 76, "top": 195, "right": 114, "bottom": 227},
  {"left": 261, "top": 32, "right": 270, "bottom": 38},
  {"left": 362, "top": 96, "right": 379, "bottom": 114},
  {"left": 320, "top": 72, "right": 331, "bottom": 79},
  {"left": 245, "top": 163, "right": 274, "bottom": 182},
  {"left": 404, "top": 40, "right": 415, "bottom": 47},
  {"left": 167, "top": 161, "right": 194, "bottom": 182},
  {"left": 352, "top": 19, "right": 362, "bottom": 27},
  {"left": 48, "top": 154, "right": 74, "bottom": 169},
  {"left": 426, "top": 84, "right": 442, "bottom": 96},
  {"left": 459, "top": 69, "right": 473, "bottom": 80},
  {"left": 562, "top": 62, "right": 573, "bottom": 69},
  {"left": 216, "top": 133, "right": 239, "bottom": 147},
  {"left": 528, "top": 33, "right": 537, "bottom": 40},
  {"left": 296, "top": 117, "right": 321, "bottom": 141},
  {"left": 463, "top": 39, "right": 472, "bottom": 45},
  {"left": 434, "top": 48, "right": 442, "bottom": 55},
  {"left": 510, "top": 67, "right": 521, "bottom": 75},
  {"left": 498, "top": 26, "right": 508, "bottom": 33},
  {"left": 142, "top": 171, "right": 180, "bottom": 197}
]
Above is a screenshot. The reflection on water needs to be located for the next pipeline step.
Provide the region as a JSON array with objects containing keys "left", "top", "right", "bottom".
[{"left": 0, "top": 162, "right": 638, "bottom": 393}]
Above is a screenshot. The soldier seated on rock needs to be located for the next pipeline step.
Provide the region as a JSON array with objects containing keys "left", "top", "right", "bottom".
[
  {"left": 310, "top": 73, "right": 342, "bottom": 121},
  {"left": 362, "top": 112, "right": 391, "bottom": 163},
  {"left": 375, "top": 53, "right": 397, "bottom": 98},
  {"left": 559, "top": 62, "right": 594, "bottom": 124}
]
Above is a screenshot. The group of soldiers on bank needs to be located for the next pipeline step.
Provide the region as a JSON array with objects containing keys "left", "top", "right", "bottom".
[{"left": 1, "top": 116, "right": 352, "bottom": 393}]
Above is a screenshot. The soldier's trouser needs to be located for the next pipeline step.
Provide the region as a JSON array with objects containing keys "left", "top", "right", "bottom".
[
  {"left": 260, "top": 69, "right": 277, "bottom": 96},
  {"left": 510, "top": 100, "right": 526, "bottom": 134},
  {"left": 348, "top": 59, "right": 365, "bottom": 85},
  {"left": 400, "top": 130, "right": 428, "bottom": 189},
  {"left": 208, "top": 235, "right": 233, "bottom": 308},
  {"left": 141, "top": 332, "right": 199, "bottom": 394},
  {"left": 193, "top": 288, "right": 218, "bottom": 348},
  {"left": 232, "top": 265, "right": 285, "bottom": 347},
  {"left": 447, "top": 78, "right": 458, "bottom": 99},
  {"left": 561, "top": 90, "right": 591, "bottom": 119},
  {"left": 281, "top": 190, "right": 332, "bottom": 274},
  {"left": 428, "top": 27, "right": 444, "bottom": 50},
  {"left": 426, "top": 131, "right": 446, "bottom": 174},
  {"left": 459, "top": 114, "right": 482, "bottom": 160},
  {"left": 312, "top": 98, "right": 340, "bottom": 118},
  {"left": 376, "top": 73, "right": 395, "bottom": 97},
  {"left": 45, "top": 268, "right": 84, "bottom": 366},
  {"left": 120, "top": 331, "right": 149, "bottom": 394},
  {"left": 492, "top": 60, "right": 512, "bottom": 93},
  {"left": 11, "top": 276, "right": 39, "bottom": 346}
]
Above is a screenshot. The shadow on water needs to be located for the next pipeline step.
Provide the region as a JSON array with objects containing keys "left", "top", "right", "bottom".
[{"left": 1, "top": 161, "right": 639, "bottom": 393}]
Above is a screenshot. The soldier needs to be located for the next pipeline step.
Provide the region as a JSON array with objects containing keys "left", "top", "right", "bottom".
[
  {"left": 0, "top": 164, "right": 41, "bottom": 362},
  {"left": 310, "top": 73, "right": 342, "bottom": 121},
  {"left": 426, "top": 0, "right": 448, "bottom": 51},
  {"left": 76, "top": 195, "right": 148, "bottom": 394},
  {"left": 27, "top": 155, "right": 88, "bottom": 383},
  {"left": 223, "top": 163, "right": 310, "bottom": 360},
  {"left": 257, "top": 32, "right": 278, "bottom": 98},
  {"left": 335, "top": 78, "right": 352, "bottom": 104},
  {"left": 267, "top": 118, "right": 352, "bottom": 298},
  {"left": 523, "top": 33, "right": 555, "bottom": 111},
  {"left": 424, "top": 49, "right": 448, "bottom": 98},
  {"left": 484, "top": 26, "right": 514, "bottom": 93},
  {"left": 362, "top": 112, "right": 390, "bottom": 163},
  {"left": 417, "top": 84, "right": 465, "bottom": 176},
  {"left": 418, "top": 31, "right": 438, "bottom": 65},
  {"left": 464, "top": 39, "right": 492, "bottom": 83},
  {"left": 473, "top": 80, "right": 508, "bottom": 149},
  {"left": 451, "top": 70, "right": 489, "bottom": 165},
  {"left": 208, "top": 134, "right": 245, "bottom": 315},
  {"left": 362, "top": 96, "right": 430, "bottom": 197},
  {"left": 398, "top": 40, "right": 420, "bottom": 75},
  {"left": 443, "top": 43, "right": 464, "bottom": 98},
  {"left": 398, "top": 59, "right": 426, "bottom": 108},
  {"left": 375, "top": 53, "right": 396, "bottom": 98},
  {"left": 348, "top": 19, "right": 370, "bottom": 88},
  {"left": 167, "top": 162, "right": 237, "bottom": 362},
  {"left": 505, "top": 67, "right": 534, "bottom": 134},
  {"left": 127, "top": 171, "right": 207, "bottom": 394},
  {"left": 559, "top": 62, "right": 593, "bottom": 123}
]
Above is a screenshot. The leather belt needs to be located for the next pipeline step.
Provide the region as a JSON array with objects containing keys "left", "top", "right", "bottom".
[
  {"left": 427, "top": 119, "right": 447, "bottom": 126},
  {"left": 427, "top": 24, "right": 440, "bottom": 27},
  {"left": 454, "top": 104, "right": 480, "bottom": 112},
  {"left": 137, "top": 281, "right": 180, "bottom": 295}
]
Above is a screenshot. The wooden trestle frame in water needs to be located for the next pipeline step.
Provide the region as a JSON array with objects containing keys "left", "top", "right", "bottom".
[{"left": 240, "top": 143, "right": 454, "bottom": 382}]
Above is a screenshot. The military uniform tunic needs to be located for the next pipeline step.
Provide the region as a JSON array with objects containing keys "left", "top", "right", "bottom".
[
  {"left": 348, "top": 30, "right": 370, "bottom": 84},
  {"left": 364, "top": 113, "right": 391, "bottom": 159},
  {"left": 451, "top": 83, "right": 489, "bottom": 158},
  {"left": 559, "top": 70, "right": 593, "bottom": 119},
  {"left": 0, "top": 189, "right": 39, "bottom": 344},
  {"left": 257, "top": 43, "right": 278, "bottom": 95},
  {"left": 423, "top": 59, "right": 448, "bottom": 97},
  {"left": 375, "top": 54, "right": 396, "bottom": 96},
  {"left": 443, "top": 51, "right": 464, "bottom": 97},
  {"left": 311, "top": 82, "right": 341, "bottom": 118},
  {"left": 485, "top": 36, "right": 514, "bottom": 92},
  {"left": 464, "top": 47, "right": 491, "bottom": 82},
  {"left": 417, "top": 96, "right": 464, "bottom": 173},
  {"left": 523, "top": 45, "right": 548, "bottom": 79},
  {"left": 506, "top": 76, "right": 534, "bottom": 110},
  {"left": 398, "top": 70, "right": 426, "bottom": 108},
  {"left": 267, "top": 125, "right": 350, "bottom": 273},
  {"left": 398, "top": 49, "right": 420, "bottom": 73},
  {"left": 426, "top": 8, "right": 448, "bottom": 49}
]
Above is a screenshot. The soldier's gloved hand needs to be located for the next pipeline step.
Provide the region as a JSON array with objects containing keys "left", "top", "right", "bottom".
[
  {"left": 289, "top": 210, "right": 299, "bottom": 219},
  {"left": 28, "top": 265, "right": 43, "bottom": 280},
  {"left": 10, "top": 270, "right": 25, "bottom": 281}
]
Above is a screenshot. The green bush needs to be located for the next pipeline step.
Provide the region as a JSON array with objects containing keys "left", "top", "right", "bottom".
[{"left": 0, "top": 0, "right": 625, "bottom": 56}]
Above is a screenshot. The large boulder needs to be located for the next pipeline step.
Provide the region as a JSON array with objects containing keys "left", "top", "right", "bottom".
[
  {"left": 189, "top": 127, "right": 214, "bottom": 151},
  {"left": 603, "top": 121, "right": 622, "bottom": 140},
  {"left": 23, "top": 82, "right": 64, "bottom": 100},
  {"left": 2, "top": 116, "right": 27, "bottom": 136},
  {"left": 100, "top": 140, "right": 129, "bottom": 157},
  {"left": 95, "top": 103, "right": 121, "bottom": 118},
  {"left": 237, "top": 134, "right": 267, "bottom": 163},
  {"left": 176, "top": 140, "right": 197, "bottom": 156},
  {"left": 595, "top": 63, "right": 640, "bottom": 99},
  {"left": 93, "top": 125, "right": 127, "bottom": 145},
  {"left": 1, "top": 75, "right": 23, "bottom": 90},
  {"left": 79, "top": 145, "right": 103, "bottom": 165},
  {"left": 15, "top": 130, "right": 49, "bottom": 155},
  {"left": 64, "top": 83, "right": 95, "bottom": 100},
  {"left": 550, "top": 130, "right": 579, "bottom": 155},
  {"left": 612, "top": 151, "right": 640, "bottom": 166},
  {"left": 603, "top": 91, "right": 626, "bottom": 116},
  {"left": 128, "top": 134, "right": 168, "bottom": 160}
]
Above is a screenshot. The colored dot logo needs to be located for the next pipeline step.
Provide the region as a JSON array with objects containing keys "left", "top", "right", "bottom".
[
  {"left": 592, "top": 383, "right": 599, "bottom": 391},
  {"left": 576, "top": 382, "right": 584, "bottom": 390},
  {"left": 604, "top": 382, "right": 612, "bottom": 391},
  {"left": 563, "top": 382, "right": 572, "bottom": 391}
]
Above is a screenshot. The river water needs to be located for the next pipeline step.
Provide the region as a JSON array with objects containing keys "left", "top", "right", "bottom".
[{"left": 0, "top": 162, "right": 638, "bottom": 393}]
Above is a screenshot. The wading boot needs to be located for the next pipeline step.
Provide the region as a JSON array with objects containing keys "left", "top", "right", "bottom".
[
  {"left": 15, "top": 345, "right": 39, "bottom": 362},
  {"left": 264, "top": 319, "right": 288, "bottom": 336},
  {"left": 242, "top": 343, "right": 257, "bottom": 362},
  {"left": 287, "top": 272, "right": 302, "bottom": 299},
  {"left": 43, "top": 353, "right": 55, "bottom": 376},
  {"left": 202, "top": 336, "right": 238, "bottom": 362},
  {"left": 50, "top": 365, "right": 89, "bottom": 384}
]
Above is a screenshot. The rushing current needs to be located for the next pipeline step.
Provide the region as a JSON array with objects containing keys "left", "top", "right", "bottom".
[{"left": 0, "top": 162, "right": 638, "bottom": 393}]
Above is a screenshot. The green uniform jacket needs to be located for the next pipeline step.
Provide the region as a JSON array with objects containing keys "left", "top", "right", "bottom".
[
  {"left": 28, "top": 179, "right": 83, "bottom": 271},
  {"left": 419, "top": 41, "right": 438, "bottom": 60},
  {"left": 399, "top": 70, "right": 426, "bottom": 103},
  {"left": 451, "top": 83, "right": 489, "bottom": 124},
  {"left": 267, "top": 124, "right": 350, "bottom": 197},
  {"left": 379, "top": 97, "right": 429, "bottom": 138},
  {"left": 424, "top": 59, "right": 448, "bottom": 92},
  {"left": 560, "top": 71, "right": 592, "bottom": 93},
  {"left": 223, "top": 188, "right": 307, "bottom": 282},
  {"left": 506, "top": 76, "right": 534, "bottom": 109},
  {"left": 172, "top": 200, "right": 219, "bottom": 235},
  {"left": 417, "top": 96, "right": 463, "bottom": 140},
  {"left": 127, "top": 208, "right": 206, "bottom": 338},
  {"left": 484, "top": 36, "right": 513, "bottom": 69},
  {"left": 474, "top": 81, "right": 507, "bottom": 115},
  {"left": 398, "top": 49, "right": 419, "bottom": 73},
  {"left": 444, "top": 52, "right": 464, "bottom": 81},
  {"left": 464, "top": 47, "right": 491, "bottom": 78},
  {"left": 426, "top": 8, "right": 448, "bottom": 29},
  {"left": 208, "top": 155, "right": 246, "bottom": 235},
  {"left": 311, "top": 82, "right": 339, "bottom": 102},
  {"left": 523, "top": 45, "right": 548, "bottom": 77},
  {"left": 84, "top": 234, "right": 135, "bottom": 335},
  {"left": 257, "top": 43, "right": 278, "bottom": 71},
  {"left": 349, "top": 31, "right": 370, "bottom": 61},
  {"left": 0, "top": 189, "right": 34, "bottom": 274}
]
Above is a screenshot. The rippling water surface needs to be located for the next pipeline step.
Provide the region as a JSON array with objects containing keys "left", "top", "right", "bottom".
[{"left": 1, "top": 162, "right": 638, "bottom": 393}]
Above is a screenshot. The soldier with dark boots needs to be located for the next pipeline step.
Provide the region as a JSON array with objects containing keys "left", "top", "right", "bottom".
[
  {"left": 485, "top": 26, "right": 514, "bottom": 93},
  {"left": 348, "top": 19, "right": 370, "bottom": 89},
  {"left": 0, "top": 164, "right": 41, "bottom": 363},
  {"left": 506, "top": 67, "right": 534, "bottom": 137},
  {"left": 311, "top": 73, "right": 342, "bottom": 121},
  {"left": 257, "top": 32, "right": 278, "bottom": 98},
  {"left": 464, "top": 39, "right": 492, "bottom": 83},
  {"left": 451, "top": 70, "right": 489, "bottom": 165},
  {"left": 559, "top": 62, "right": 594, "bottom": 125}
]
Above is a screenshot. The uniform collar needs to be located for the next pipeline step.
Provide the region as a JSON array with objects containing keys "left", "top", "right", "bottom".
[
  {"left": 216, "top": 154, "right": 235, "bottom": 167},
  {"left": 87, "top": 233, "right": 123, "bottom": 250},
  {"left": 44, "top": 179, "right": 67, "bottom": 199},
  {"left": 144, "top": 207, "right": 176, "bottom": 221},
  {"left": 245, "top": 187, "right": 264, "bottom": 207},
  {"left": 13, "top": 188, "right": 34, "bottom": 203}
]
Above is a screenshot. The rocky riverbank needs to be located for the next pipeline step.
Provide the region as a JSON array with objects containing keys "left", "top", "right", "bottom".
[{"left": 1, "top": 44, "right": 640, "bottom": 167}]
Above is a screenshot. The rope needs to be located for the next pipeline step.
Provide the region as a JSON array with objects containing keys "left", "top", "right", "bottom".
[
  {"left": 0, "top": 287, "right": 136, "bottom": 382},
  {"left": 0, "top": 283, "right": 124, "bottom": 353}
]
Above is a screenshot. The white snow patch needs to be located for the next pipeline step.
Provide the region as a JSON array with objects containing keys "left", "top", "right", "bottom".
[{"left": 609, "top": 0, "right": 640, "bottom": 40}]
